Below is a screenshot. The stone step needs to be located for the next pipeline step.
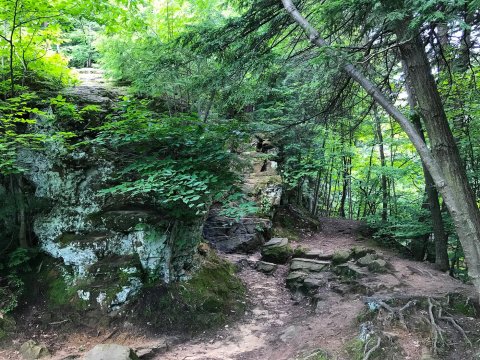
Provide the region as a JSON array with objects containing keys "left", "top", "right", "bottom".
[
  {"left": 290, "top": 258, "right": 330, "bottom": 272},
  {"left": 294, "top": 248, "right": 333, "bottom": 261}
]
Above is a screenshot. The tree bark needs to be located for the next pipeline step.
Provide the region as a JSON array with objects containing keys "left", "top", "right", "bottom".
[
  {"left": 339, "top": 155, "right": 348, "bottom": 218},
  {"left": 397, "top": 33, "right": 469, "bottom": 272},
  {"left": 373, "top": 107, "right": 388, "bottom": 222},
  {"left": 281, "top": 0, "right": 480, "bottom": 295},
  {"left": 404, "top": 74, "right": 450, "bottom": 271},
  {"left": 312, "top": 169, "right": 321, "bottom": 216}
]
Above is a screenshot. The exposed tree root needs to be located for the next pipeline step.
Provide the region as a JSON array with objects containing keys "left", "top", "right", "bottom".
[
  {"left": 427, "top": 297, "right": 445, "bottom": 354},
  {"left": 363, "top": 295, "right": 474, "bottom": 357},
  {"left": 367, "top": 298, "right": 416, "bottom": 330},
  {"left": 426, "top": 297, "right": 473, "bottom": 354},
  {"left": 363, "top": 336, "right": 381, "bottom": 360}
]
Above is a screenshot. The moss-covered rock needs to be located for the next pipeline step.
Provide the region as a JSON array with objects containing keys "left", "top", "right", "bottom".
[
  {"left": 19, "top": 340, "right": 50, "bottom": 359},
  {"left": 0, "top": 316, "right": 16, "bottom": 341},
  {"left": 133, "top": 251, "right": 246, "bottom": 333},
  {"left": 332, "top": 249, "right": 353, "bottom": 265},
  {"left": 261, "top": 238, "right": 293, "bottom": 264},
  {"left": 292, "top": 246, "right": 308, "bottom": 258},
  {"left": 367, "top": 259, "right": 388, "bottom": 273},
  {"left": 256, "top": 261, "right": 277, "bottom": 274}
]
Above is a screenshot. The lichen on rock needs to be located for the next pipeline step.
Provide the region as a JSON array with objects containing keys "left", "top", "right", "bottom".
[{"left": 19, "top": 112, "right": 205, "bottom": 312}]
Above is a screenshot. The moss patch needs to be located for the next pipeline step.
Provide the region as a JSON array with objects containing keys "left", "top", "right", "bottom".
[
  {"left": 134, "top": 251, "right": 246, "bottom": 334},
  {"left": 0, "top": 316, "right": 16, "bottom": 341},
  {"left": 272, "top": 226, "right": 300, "bottom": 241},
  {"left": 344, "top": 338, "right": 364, "bottom": 360},
  {"left": 448, "top": 293, "right": 477, "bottom": 317},
  {"left": 272, "top": 205, "right": 321, "bottom": 241},
  {"left": 261, "top": 242, "right": 293, "bottom": 264},
  {"left": 293, "top": 246, "right": 308, "bottom": 258},
  {"left": 296, "top": 348, "right": 331, "bottom": 360},
  {"left": 47, "top": 276, "right": 76, "bottom": 307}
]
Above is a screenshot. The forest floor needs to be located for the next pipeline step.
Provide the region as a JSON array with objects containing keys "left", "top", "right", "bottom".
[
  {"left": 150, "top": 218, "right": 476, "bottom": 360},
  {"left": 2, "top": 217, "right": 477, "bottom": 360},
  {"left": 2, "top": 71, "right": 477, "bottom": 360}
]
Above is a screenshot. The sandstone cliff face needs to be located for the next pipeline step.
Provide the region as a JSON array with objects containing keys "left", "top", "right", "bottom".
[
  {"left": 19, "top": 70, "right": 204, "bottom": 312},
  {"left": 202, "top": 139, "right": 282, "bottom": 253}
]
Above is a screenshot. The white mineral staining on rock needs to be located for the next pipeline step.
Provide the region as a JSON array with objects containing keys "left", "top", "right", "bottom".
[
  {"left": 96, "top": 292, "right": 107, "bottom": 307},
  {"left": 77, "top": 290, "right": 91, "bottom": 301}
]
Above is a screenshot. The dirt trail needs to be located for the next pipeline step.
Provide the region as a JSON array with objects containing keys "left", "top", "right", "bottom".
[
  {"left": 153, "top": 218, "right": 475, "bottom": 360},
  {"left": 3, "top": 217, "right": 475, "bottom": 360}
]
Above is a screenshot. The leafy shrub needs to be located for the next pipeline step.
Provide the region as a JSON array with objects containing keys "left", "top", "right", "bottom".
[
  {"left": 92, "top": 97, "right": 247, "bottom": 217},
  {"left": 0, "top": 248, "right": 37, "bottom": 314}
]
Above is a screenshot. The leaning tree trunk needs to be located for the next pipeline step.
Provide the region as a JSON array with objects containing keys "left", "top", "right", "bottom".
[
  {"left": 404, "top": 72, "right": 449, "bottom": 271},
  {"left": 281, "top": 0, "right": 480, "bottom": 296},
  {"left": 396, "top": 33, "right": 473, "bottom": 272}
]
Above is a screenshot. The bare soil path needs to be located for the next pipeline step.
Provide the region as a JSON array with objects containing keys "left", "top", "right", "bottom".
[
  {"left": 2, "top": 217, "right": 476, "bottom": 359},
  {"left": 152, "top": 218, "right": 475, "bottom": 360}
]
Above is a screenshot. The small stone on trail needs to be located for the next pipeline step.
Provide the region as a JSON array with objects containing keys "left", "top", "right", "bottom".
[
  {"left": 356, "top": 253, "right": 378, "bottom": 266},
  {"left": 83, "top": 344, "right": 139, "bottom": 360},
  {"left": 331, "top": 249, "right": 352, "bottom": 264},
  {"left": 19, "top": 340, "right": 50, "bottom": 360},
  {"left": 134, "top": 341, "right": 168, "bottom": 359},
  {"left": 256, "top": 260, "right": 278, "bottom": 274},
  {"left": 334, "top": 263, "right": 368, "bottom": 279},
  {"left": 368, "top": 259, "right": 388, "bottom": 273},
  {"left": 261, "top": 238, "right": 293, "bottom": 264},
  {"left": 279, "top": 325, "right": 298, "bottom": 342}
]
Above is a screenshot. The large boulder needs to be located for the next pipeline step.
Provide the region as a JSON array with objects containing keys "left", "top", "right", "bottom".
[
  {"left": 19, "top": 105, "right": 205, "bottom": 315},
  {"left": 203, "top": 210, "right": 271, "bottom": 253},
  {"left": 261, "top": 238, "right": 292, "bottom": 264},
  {"left": 83, "top": 344, "right": 138, "bottom": 360}
]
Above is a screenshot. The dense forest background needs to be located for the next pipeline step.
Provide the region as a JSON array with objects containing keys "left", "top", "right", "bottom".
[{"left": 1, "top": 0, "right": 480, "bottom": 321}]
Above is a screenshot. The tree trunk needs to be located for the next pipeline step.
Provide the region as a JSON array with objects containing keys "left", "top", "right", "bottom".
[
  {"left": 281, "top": 0, "right": 480, "bottom": 296},
  {"left": 405, "top": 80, "right": 450, "bottom": 271},
  {"left": 339, "top": 155, "right": 348, "bottom": 218},
  {"left": 312, "top": 169, "right": 321, "bottom": 216},
  {"left": 397, "top": 33, "right": 465, "bottom": 272},
  {"left": 373, "top": 107, "right": 388, "bottom": 222},
  {"left": 416, "top": 117, "right": 449, "bottom": 269}
]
